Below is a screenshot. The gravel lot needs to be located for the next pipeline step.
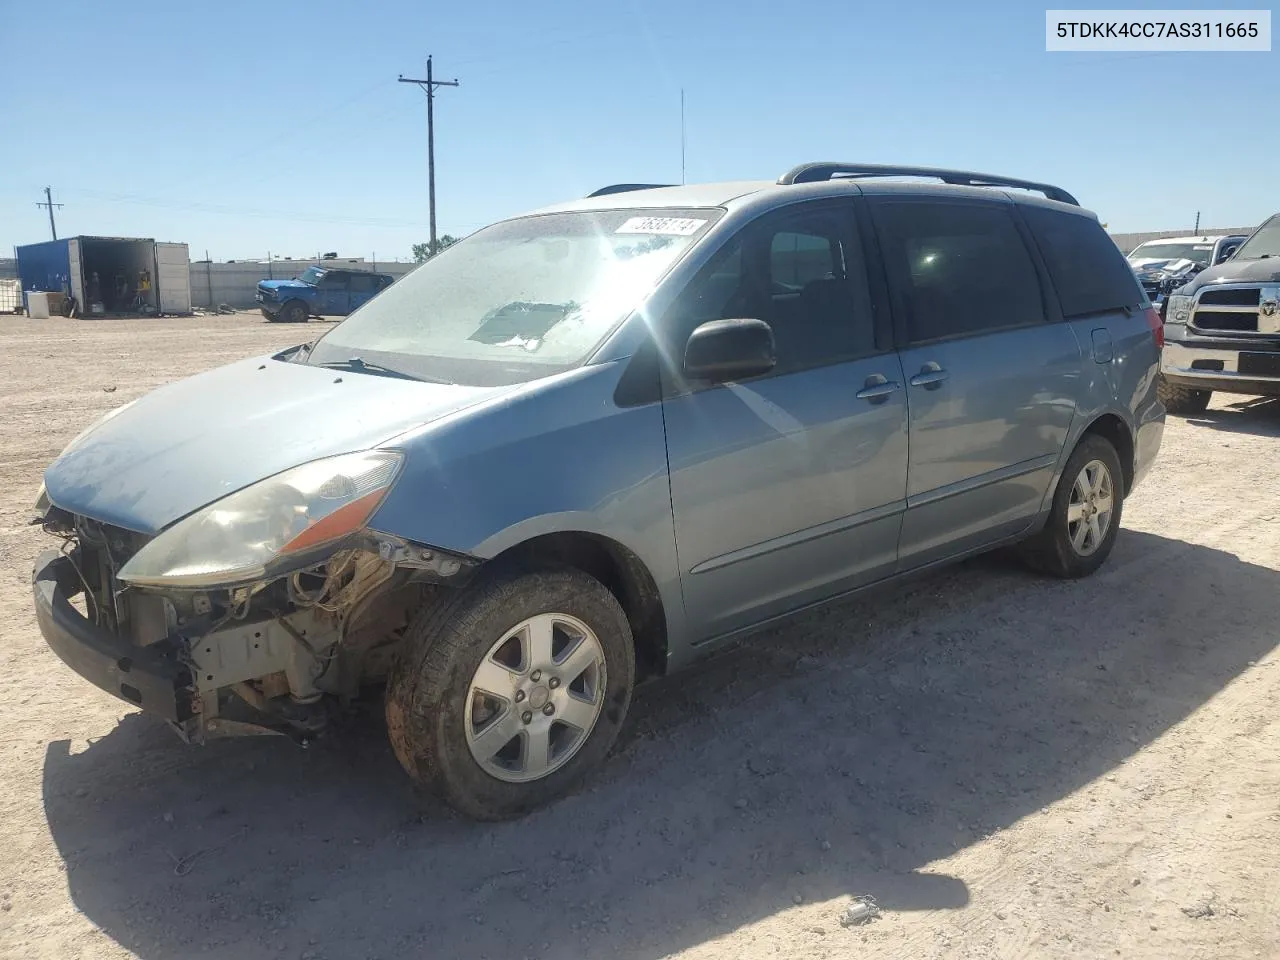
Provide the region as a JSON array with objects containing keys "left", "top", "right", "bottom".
[{"left": 1, "top": 313, "right": 1278, "bottom": 960}]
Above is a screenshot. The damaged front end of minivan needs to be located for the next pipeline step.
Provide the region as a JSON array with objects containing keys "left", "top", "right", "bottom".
[{"left": 31, "top": 451, "right": 478, "bottom": 744}]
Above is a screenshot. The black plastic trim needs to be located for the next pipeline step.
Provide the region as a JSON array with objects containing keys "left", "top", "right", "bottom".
[
  {"left": 32, "top": 551, "right": 193, "bottom": 722},
  {"left": 778, "top": 162, "right": 1079, "bottom": 206}
]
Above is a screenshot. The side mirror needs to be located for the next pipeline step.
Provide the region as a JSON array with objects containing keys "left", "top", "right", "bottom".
[
  {"left": 1216, "top": 245, "right": 1238, "bottom": 264},
  {"left": 683, "top": 318, "right": 776, "bottom": 383}
]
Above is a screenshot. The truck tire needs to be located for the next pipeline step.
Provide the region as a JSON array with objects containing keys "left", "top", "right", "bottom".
[
  {"left": 1018, "top": 433, "right": 1124, "bottom": 579},
  {"left": 385, "top": 565, "right": 635, "bottom": 821},
  {"left": 280, "top": 300, "right": 308, "bottom": 323},
  {"left": 1157, "top": 376, "right": 1211, "bottom": 415}
]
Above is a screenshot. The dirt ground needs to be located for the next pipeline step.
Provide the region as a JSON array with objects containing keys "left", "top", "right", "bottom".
[{"left": 1, "top": 312, "right": 1278, "bottom": 960}]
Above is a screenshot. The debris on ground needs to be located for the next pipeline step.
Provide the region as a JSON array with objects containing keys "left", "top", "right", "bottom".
[
  {"left": 840, "top": 895, "right": 881, "bottom": 927},
  {"left": 1181, "top": 899, "right": 1216, "bottom": 919}
]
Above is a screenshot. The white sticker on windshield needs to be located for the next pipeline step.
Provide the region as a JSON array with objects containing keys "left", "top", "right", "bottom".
[{"left": 616, "top": 216, "right": 707, "bottom": 236}]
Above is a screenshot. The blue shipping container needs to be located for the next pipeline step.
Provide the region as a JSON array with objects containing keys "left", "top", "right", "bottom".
[{"left": 15, "top": 239, "right": 73, "bottom": 298}]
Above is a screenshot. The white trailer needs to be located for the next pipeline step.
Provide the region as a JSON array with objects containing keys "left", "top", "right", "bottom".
[{"left": 15, "top": 236, "right": 193, "bottom": 316}]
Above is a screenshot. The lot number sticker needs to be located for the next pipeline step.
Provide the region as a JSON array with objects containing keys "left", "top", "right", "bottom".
[{"left": 616, "top": 217, "right": 707, "bottom": 236}]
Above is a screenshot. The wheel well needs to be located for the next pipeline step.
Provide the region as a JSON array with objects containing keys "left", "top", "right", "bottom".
[
  {"left": 1081, "top": 413, "right": 1134, "bottom": 493},
  {"left": 493, "top": 533, "right": 669, "bottom": 680}
]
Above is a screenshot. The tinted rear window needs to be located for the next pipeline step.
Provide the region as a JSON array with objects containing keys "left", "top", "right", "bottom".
[
  {"left": 1023, "top": 207, "right": 1144, "bottom": 317},
  {"left": 871, "top": 199, "right": 1045, "bottom": 344}
]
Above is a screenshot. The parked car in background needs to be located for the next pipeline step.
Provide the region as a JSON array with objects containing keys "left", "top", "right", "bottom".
[
  {"left": 33, "top": 163, "right": 1163, "bottom": 820},
  {"left": 1127, "top": 234, "right": 1246, "bottom": 306},
  {"left": 256, "top": 266, "right": 394, "bottom": 323},
  {"left": 1159, "top": 213, "right": 1280, "bottom": 413}
]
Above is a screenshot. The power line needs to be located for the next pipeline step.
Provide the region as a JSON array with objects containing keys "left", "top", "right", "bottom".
[
  {"left": 399, "top": 55, "right": 460, "bottom": 254},
  {"left": 36, "top": 186, "right": 63, "bottom": 240}
]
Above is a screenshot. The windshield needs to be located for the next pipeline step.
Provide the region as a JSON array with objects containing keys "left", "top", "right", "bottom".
[
  {"left": 1127, "top": 242, "right": 1214, "bottom": 267},
  {"left": 298, "top": 266, "right": 326, "bottom": 285},
  {"left": 1234, "top": 216, "right": 1280, "bottom": 260},
  {"left": 306, "top": 208, "right": 721, "bottom": 386}
]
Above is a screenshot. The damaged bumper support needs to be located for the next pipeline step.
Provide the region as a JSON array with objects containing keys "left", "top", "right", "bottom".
[
  {"left": 33, "top": 549, "right": 343, "bottom": 741},
  {"left": 34, "top": 550, "right": 194, "bottom": 722},
  {"left": 32, "top": 533, "right": 478, "bottom": 742}
]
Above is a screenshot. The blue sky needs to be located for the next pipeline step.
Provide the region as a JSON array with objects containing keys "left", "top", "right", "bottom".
[{"left": 1, "top": 0, "right": 1274, "bottom": 260}]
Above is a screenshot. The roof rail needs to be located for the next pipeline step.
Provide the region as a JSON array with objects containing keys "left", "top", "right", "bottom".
[
  {"left": 586, "top": 183, "right": 675, "bottom": 198},
  {"left": 777, "top": 162, "right": 1079, "bottom": 206}
]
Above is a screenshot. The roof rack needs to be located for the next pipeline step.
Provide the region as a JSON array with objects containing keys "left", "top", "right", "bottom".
[
  {"left": 777, "top": 162, "right": 1079, "bottom": 206},
  {"left": 586, "top": 183, "right": 675, "bottom": 198}
]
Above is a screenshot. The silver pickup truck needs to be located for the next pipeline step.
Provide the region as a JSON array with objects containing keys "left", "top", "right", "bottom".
[{"left": 1159, "top": 213, "right": 1280, "bottom": 414}]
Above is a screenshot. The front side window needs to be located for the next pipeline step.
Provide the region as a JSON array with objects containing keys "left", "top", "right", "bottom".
[
  {"left": 306, "top": 208, "right": 721, "bottom": 386},
  {"left": 1234, "top": 215, "right": 1280, "bottom": 260},
  {"left": 663, "top": 202, "right": 875, "bottom": 376},
  {"left": 872, "top": 199, "right": 1044, "bottom": 344}
]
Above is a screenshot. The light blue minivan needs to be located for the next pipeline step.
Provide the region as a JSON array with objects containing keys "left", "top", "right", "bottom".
[{"left": 33, "top": 163, "right": 1165, "bottom": 819}]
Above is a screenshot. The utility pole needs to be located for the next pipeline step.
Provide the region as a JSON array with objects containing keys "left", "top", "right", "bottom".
[
  {"left": 1193, "top": 210, "right": 1201, "bottom": 233},
  {"left": 36, "top": 186, "right": 63, "bottom": 240},
  {"left": 399, "top": 55, "right": 460, "bottom": 255},
  {"left": 680, "top": 89, "right": 686, "bottom": 185}
]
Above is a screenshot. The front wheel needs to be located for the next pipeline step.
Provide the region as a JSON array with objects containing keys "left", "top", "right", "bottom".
[
  {"left": 1157, "top": 376, "right": 1211, "bottom": 415},
  {"left": 1019, "top": 434, "right": 1124, "bottom": 579},
  {"left": 280, "top": 300, "right": 308, "bottom": 324},
  {"left": 386, "top": 566, "right": 635, "bottom": 820}
]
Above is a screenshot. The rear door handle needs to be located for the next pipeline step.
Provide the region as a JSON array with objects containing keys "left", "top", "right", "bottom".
[
  {"left": 909, "top": 366, "right": 949, "bottom": 390},
  {"left": 855, "top": 375, "right": 901, "bottom": 403}
]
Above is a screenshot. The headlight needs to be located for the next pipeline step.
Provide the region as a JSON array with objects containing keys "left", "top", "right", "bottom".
[
  {"left": 60, "top": 400, "right": 138, "bottom": 457},
  {"left": 118, "top": 450, "right": 403, "bottom": 588},
  {"left": 1166, "top": 295, "right": 1194, "bottom": 324},
  {"left": 34, "top": 481, "right": 50, "bottom": 513}
]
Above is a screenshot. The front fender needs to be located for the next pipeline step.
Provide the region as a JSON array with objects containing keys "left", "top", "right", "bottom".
[{"left": 367, "top": 361, "right": 688, "bottom": 647}]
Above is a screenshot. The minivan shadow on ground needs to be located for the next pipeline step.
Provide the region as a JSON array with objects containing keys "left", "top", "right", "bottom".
[
  {"left": 42, "top": 531, "right": 1278, "bottom": 960},
  {"left": 1185, "top": 396, "right": 1280, "bottom": 437}
]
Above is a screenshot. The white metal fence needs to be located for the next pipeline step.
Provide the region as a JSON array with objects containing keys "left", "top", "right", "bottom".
[{"left": 189, "top": 260, "right": 419, "bottom": 309}]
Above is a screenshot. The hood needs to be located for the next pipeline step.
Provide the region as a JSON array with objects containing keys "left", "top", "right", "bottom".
[
  {"left": 44, "top": 355, "right": 507, "bottom": 534},
  {"left": 1130, "top": 256, "right": 1195, "bottom": 273},
  {"left": 1132, "top": 258, "right": 1200, "bottom": 282},
  {"left": 258, "top": 279, "right": 311, "bottom": 292},
  {"left": 1180, "top": 257, "right": 1280, "bottom": 295}
]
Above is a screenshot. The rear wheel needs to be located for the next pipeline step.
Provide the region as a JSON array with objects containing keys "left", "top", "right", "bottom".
[
  {"left": 1157, "top": 376, "right": 1211, "bottom": 415},
  {"left": 385, "top": 566, "right": 635, "bottom": 820},
  {"left": 1019, "top": 434, "right": 1124, "bottom": 579}
]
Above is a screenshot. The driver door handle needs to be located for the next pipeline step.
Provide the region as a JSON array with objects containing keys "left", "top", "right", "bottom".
[{"left": 855, "top": 375, "right": 901, "bottom": 403}]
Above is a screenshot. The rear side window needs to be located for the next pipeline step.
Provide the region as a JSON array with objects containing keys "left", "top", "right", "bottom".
[
  {"left": 1022, "top": 206, "right": 1143, "bottom": 317},
  {"left": 349, "top": 273, "right": 381, "bottom": 294},
  {"left": 872, "top": 200, "right": 1044, "bottom": 344}
]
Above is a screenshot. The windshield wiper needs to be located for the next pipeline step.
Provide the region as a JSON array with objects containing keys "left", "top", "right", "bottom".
[{"left": 314, "top": 356, "right": 446, "bottom": 383}]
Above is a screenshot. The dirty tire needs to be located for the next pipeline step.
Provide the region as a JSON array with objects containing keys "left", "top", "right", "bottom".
[
  {"left": 385, "top": 566, "right": 635, "bottom": 821},
  {"left": 281, "top": 300, "right": 308, "bottom": 324},
  {"left": 1019, "top": 433, "right": 1125, "bottom": 579},
  {"left": 1157, "top": 376, "right": 1211, "bottom": 416}
]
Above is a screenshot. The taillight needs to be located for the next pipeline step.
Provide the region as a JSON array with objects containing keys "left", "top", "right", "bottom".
[{"left": 1144, "top": 306, "right": 1164, "bottom": 348}]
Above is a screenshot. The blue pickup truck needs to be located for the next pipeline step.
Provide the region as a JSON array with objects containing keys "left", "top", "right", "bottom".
[{"left": 257, "top": 266, "right": 395, "bottom": 322}]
